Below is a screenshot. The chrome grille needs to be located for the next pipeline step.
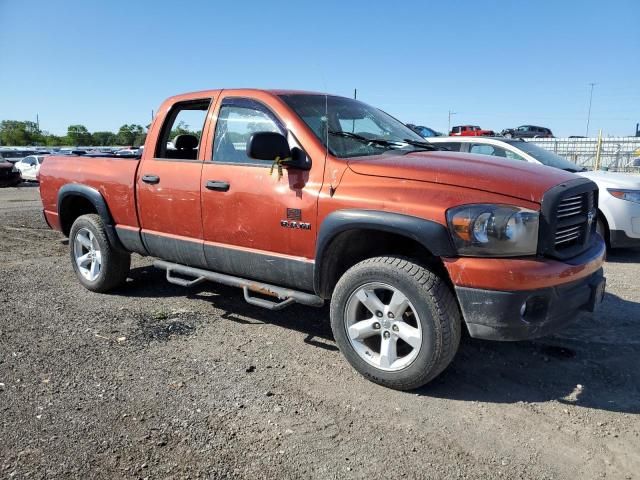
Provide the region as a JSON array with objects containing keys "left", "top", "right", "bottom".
[
  {"left": 555, "top": 224, "right": 582, "bottom": 245},
  {"left": 556, "top": 195, "right": 584, "bottom": 219}
]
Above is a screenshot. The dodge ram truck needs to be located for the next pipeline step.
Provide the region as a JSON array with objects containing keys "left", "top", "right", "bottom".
[{"left": 39, "top": 89, "right": 607, "bottom": 390}]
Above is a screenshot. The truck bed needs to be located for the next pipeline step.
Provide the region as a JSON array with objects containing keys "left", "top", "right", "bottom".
[{"left": 39, "top": 155, "right": 141, "bottom": 231}]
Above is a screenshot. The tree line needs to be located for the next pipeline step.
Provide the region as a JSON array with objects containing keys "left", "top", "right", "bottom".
[{"left": 0, "top": 120, "right": 147, "bottom": 147}]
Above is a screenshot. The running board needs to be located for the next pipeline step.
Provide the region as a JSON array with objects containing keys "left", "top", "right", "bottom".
[{"left": 153, "top": 260, "right": 324, "bottom": 310}]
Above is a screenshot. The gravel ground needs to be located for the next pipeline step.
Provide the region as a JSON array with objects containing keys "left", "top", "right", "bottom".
[{"left": 1, "top": 185, "right": 639, "bottom": 479}]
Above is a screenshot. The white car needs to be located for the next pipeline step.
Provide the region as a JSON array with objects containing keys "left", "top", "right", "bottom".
[
  {"left": 14, "top": 155, "right": 46, "bottom": 182},
  {"left": 427, "top": 136, "right": 640, "bottom": 249}
]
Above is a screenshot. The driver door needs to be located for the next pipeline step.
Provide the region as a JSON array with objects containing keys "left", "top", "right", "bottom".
[{"left": 199, "top": 94, "right": 322, "bottom": 290}]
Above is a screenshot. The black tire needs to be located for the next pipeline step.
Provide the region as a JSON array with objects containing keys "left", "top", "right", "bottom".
[
  {"left": 330, "top": 256, "right": 461, "bottom": 390},
  {"left": 69, "top": 214, "right": 130, "bottom": 292}
]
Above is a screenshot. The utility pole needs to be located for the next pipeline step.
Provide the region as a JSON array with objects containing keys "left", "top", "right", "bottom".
[
  {"left": 36, "top": 114, "right": 40, "bottom": 131},
  {"left": 586, "top": 82, "right": 596, "bottom": 137},
  {"left": 448, "top": 110, "right": 457, "bottom": 133}
]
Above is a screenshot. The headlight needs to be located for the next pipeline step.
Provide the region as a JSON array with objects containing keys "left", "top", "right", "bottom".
[
  {"left": 446, "top": 204, "right": 539, "bottom": 256},
  {"left": 607, "top": 189, "right": 640, "bottom": 204}
]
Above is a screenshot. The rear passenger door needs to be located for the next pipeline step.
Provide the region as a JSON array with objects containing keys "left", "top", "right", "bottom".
[{"left": 136, "top": 97, "right": 213, "bottom": 267}]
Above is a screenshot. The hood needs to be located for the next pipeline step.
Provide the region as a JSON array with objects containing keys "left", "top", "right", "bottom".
[
  {"left": 347, "top": 151, "right": 580, "bottom": 203},
  {"left": 577, "top": 170, "right": 640, "bottom": 190}
]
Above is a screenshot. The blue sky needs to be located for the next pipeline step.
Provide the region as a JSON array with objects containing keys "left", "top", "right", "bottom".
[{"left": 1, "top": 0, "right": 638, "bottom": 137}]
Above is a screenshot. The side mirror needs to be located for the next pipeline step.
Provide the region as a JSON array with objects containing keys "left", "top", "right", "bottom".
[{"left": 247, "top": 132, "right": 291, "bottom": 162}]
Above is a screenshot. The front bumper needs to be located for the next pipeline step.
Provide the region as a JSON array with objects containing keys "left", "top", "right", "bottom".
[
  {"left": 610, "top": 229, "right": 640, "bottom": 248},
  {"left": 456, "top": 268, "right": 606, "bottom": 341}
]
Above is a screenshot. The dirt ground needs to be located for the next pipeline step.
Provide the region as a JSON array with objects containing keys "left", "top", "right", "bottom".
[{"left": 1, "top": 185, "right": 638, "bottom": 479}]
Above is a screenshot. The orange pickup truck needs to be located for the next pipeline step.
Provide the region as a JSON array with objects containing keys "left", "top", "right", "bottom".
[{"left": 39, "top": 89, "right": 606, "bottom": 390}]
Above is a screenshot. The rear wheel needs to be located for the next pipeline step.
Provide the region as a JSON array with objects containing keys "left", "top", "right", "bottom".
[
  {"left": 330, "top": 256, "right": 461, "bottom": 390},
  {"left": 69, "top": 214, "right": 130, "bottom": 292}
]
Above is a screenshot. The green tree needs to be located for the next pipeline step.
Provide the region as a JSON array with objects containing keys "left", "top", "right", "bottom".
[
  {"left": 92, "top": 131, "right": 117, "bottom": 146},
  {"left": 0, "top": 120, "right": 41, "bottom": 146},
  {"left": 39, "top": 131, "right": 67, "bottom": 146},
  {"left": 67, "top": 124, "right": 93, "bottom": 146},
  {"left": 116, "top": 124, "right": 145, "bottom": 146}
]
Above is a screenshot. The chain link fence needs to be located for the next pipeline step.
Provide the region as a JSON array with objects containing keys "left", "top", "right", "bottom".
[{"left": 526, "top": 137, "right": 640, "bottom": 172}]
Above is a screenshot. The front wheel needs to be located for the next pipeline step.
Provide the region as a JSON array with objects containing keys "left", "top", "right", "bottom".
[
  {"left": 330, "top": 256, "right": 461, "bottom": 390},
  {"left": 69, "top": 214, "right": 130, "bottom": 292}
]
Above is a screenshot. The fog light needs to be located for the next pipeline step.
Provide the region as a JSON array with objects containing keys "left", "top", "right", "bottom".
[{"left": 520, "top": 295, "right": 549, "bottom": 323}]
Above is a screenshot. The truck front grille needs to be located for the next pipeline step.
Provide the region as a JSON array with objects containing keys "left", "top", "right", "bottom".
[
  {"left": 553, "top": 191, "right": 595, "bottom": 252},
  {"left": 539, "top": 179, "right": 598, "bottom": 260}
]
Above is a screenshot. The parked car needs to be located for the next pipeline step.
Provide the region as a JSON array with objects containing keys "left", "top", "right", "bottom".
[
  {"left": 450, "top": 125, "right": 495, "bottom": 136},
  {"left": 14, "top": 155, "right": 46, "bottom": 181},
  {"left": 0, "top": 149, "right": 38, "bottom": 164},
  {"left": 427, "top": 136, "right": 640, "bottom": 249},
  {"left": 114, "top": 148, "right": 141, "bottom": 157},
  {"left": 59, "top": 148, "right": 88, "bottom": 156},
  {"left": 0, "top": 157, "right": 22, "bottom": 187},
  {"left": 502, "top": 125, "right": 554, "bottom": 138},
  {"left": 39, "top": 89, "right": 606, "bottom": 391},
  {"left": 406, "top": 124, "right": 442, "bottom": 137}
]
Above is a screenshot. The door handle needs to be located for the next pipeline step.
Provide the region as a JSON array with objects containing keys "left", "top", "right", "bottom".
[
  {"left": 142, "top": 174, "right": 160, "bottom": 184},
  {"left": 205, "top": 180, "right": 230, "bottom": 192}
]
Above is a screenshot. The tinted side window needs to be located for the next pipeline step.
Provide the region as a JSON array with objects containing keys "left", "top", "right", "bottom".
[
  {"left": 212, "top": 100, "right": 283, "bottom": 165},
  {"left": 504, "top": 149, "right": 526, "bottom": 161},
  {"left": 470, "top": 144, "right": 526, "bottom": 161},
  {"left": 469, "top": 144, "right": 497, "bottom": 155}
]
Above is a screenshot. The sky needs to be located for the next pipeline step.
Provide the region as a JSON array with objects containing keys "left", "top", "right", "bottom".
[{"left": 0, "top": 0, "right": 638, "bottom": 137}]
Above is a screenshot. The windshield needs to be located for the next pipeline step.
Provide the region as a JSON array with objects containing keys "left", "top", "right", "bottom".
[
  {"left": 512, "top": 141, "right": 584, "bottom": 172},
  {"left": 279, "top": 94, "right": 427, "bottom": 158}
]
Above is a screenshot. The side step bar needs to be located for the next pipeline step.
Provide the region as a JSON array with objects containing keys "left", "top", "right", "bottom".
[{"left": 153, "top": 260, "right": 324, "bottom": 311}]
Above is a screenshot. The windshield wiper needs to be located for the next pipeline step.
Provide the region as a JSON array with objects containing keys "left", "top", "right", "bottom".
[
  {"left": 400, "top": 138, "right": 442, "bottom": 151},
  {"left": 328, "top": 130, "right": 397, "bottom": 147}
]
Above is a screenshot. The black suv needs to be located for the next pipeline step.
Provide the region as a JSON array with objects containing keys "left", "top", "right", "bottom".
[{"left": 501, "top": 125, "right": 553, "bottom": 138}]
